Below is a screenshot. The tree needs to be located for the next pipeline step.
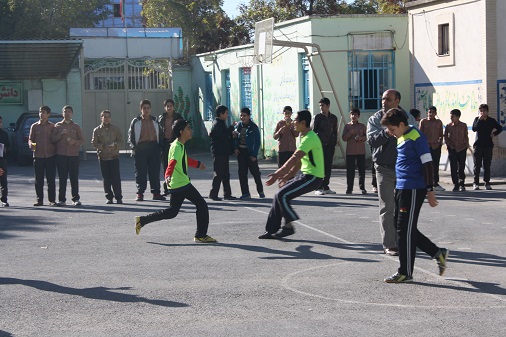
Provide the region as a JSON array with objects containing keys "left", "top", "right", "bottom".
[
  {"left": 142, "top": 0, "right": 232, "bottom": 56},
  {"left": 0, "top": 0, "right": 110, "bottom": 39},
  {"left": 377, "top": 0, "right": 410, "bottom": 14}
]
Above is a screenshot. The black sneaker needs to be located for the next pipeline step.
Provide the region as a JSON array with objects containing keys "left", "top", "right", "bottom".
[
  {"left": 275, "top": 226, "right": 295, "bottom": 238},
  {"left": 258, "top": 232, "right": 277, "bottom": 239},
  {"left": 208, "top": 195, "right": 222, "bottom": 201},
  {"left": 152, "top": 194, "right": 166, "bottom": 201},
  {"left": 223, "top": 196, "right": 237, "bottom": 200},
  {"left": 116, "top": 199, "right": 123, "bottom": 204},
  {"left": 106, "top": 199, "right": 113, "bottom": 204},
  {"left": 452, "top": 186, "right": 459, "bottom": 192}
]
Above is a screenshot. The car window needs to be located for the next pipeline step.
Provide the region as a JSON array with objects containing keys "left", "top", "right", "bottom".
[{"left": 21, "top": 116, "right": 62, "bottom": 131}]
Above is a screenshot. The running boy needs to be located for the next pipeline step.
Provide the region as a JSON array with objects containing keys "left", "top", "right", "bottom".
[
  {"left": 135, "top": 119, "right": 216, "bottom": 243},
  {"left": 380, "top": 108, "right": 448, "bottom": 283},
  {"left": 259, "top": 110, "right": 324, "bottom": 239},
  {"left": 444, "top": 109, "right": 469, "bottom": 192}
]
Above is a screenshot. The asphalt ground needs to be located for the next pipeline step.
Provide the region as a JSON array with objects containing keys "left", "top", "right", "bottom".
[{"left": 1, "top": 152, "right": 505, "bottom": 336}]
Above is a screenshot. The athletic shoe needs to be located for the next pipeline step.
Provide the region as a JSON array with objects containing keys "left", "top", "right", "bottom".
[
  {"left": 274, "top": 226, "right": 295, "bottom": 238},
  {"left": 106, "top": 199, "right": 113, "bottom": 204},
  {"left": 223, "top": 196, "right": 237, "bottom": 200},
  {"left": 239, "top": 193, "right": 251, "bottom": 200},
  {"left": 384, "top": 247, "right": 399, "bottom": 256},
  {"left": 384, "top": 272, "right": 413, "bottom": 283},
  {"left": 314, "top": 189, "right": 325, "bottom": 196},
  {"left": 258, "top": 192, "right": 265, "bottom": 198},
  {"left": 136, "top": 194, "right": 144, "bottom": 201},
  {"left": 208, "top": 195, "right": 222, "bottom": 201},
  {"left": 33, "top": 201, "right": 43, "bottom": 206},
  {"left": 434, "top": 184, "right": 446, "bottom": 191},
  {"left": 135, "top": 216, "right": 142, "bottom": 235},
  {"left": 452, "top": 186, "right": 459, "bottom": 192},
  {"left": 48, "top": 202, "right": 57, "bottom": 206},
  {"left": 485, "top": 184, "right": 492, "bottom": 190},
  {"left": 345, "top": 190, "right": 352, "bottom": 195},
  {"left": 473, "top": 183, "right": 479, "bottom": 190},
  {"left": 1, "top": 202, "right": 9, "bottom": 207},
  {"left": 116, "top": 199, "right": 123, "bottom": 204},
  {"left": 258, "top": 232, "right": 277, "bottom": 239},
  {"left": 372, "top": 186, "right": 378, "bottom": 193},
  {"left": 57, "top": 201, "right": 66, "bottom": 207},
  {"left": 361, "top": 189, "right": 367, "bottom": 195},
  {"left": 73, "top": 200, "right": 81, "bottom": 206},
  {"left": 152, "top": 194, "right": 166, "bottom": 201},
  {"left": 324, "top": 189, "right": 337, "bottom": 195},
  {"left": 194, "top": 235, "right": 217, "bottom": 243},
  {"left": 459, "top": 186, "right": 466, "bottom": 192},
  {"left": 436, "top": 248, "right": 449, "bottom": 276}
]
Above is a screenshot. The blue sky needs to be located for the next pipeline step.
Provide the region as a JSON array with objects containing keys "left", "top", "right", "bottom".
[{"left": 222, "top": 0, "right": 355, "bottom": 18}]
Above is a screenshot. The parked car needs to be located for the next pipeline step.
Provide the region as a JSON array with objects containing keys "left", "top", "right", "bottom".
[{"left": 8, "top": 112, "right": 62, "bottom": 165}]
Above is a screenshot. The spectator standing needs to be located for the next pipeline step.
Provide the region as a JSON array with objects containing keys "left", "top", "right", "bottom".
[
  {"left": 135, "top": 119, "right": 216, "bottom": 243},
  {"left": 472, "top": 103, "right": 503, "bottom": 190},
  {"left": 0, "top": 116, "right": 10, "bottom": 207},
  {"left": 444, "top": 109, "right": 469, "bottom": 192},
  {"left": 409, "top": 108, "right": 421, "bottom": 122},
  {"left": 29, "top": 106, "right": 57, "bottom": 206},
  {"left": 158, "top": 99, "right": 183, "bottom": 196},
  {"left": 367, "top": 89, "right": 416, "bottom": 256},
  {"left": 209, "top": 105, "right": 236, "bottom": 201},
  {"left": 380, "top": 108, "right": 448, "bottom": 283},
  {"left": 128, "top": 99, "right": 165, "bottom": 201},
  {"left": 419, "top": 106, "right": 445, "bottom": 191},
  {"left": 273, "top": 106, "right": 299, "bottom": 168},
  {"left": 342, "top": 108, "right": 367, "bottom": 194},
  {"left": 91, "top": 110, "right": 123, "bottom": 204},
  {"left": 51, "top": 105, "right": 84, "bottom": 206},
  {"left": 234, "top": 108, "right": 264, "bottom": 199},
  {"left": 312, "top": 97, "right": 338, "bottom": 195}
]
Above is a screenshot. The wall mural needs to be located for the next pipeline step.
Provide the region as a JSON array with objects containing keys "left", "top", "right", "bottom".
[{"left": 414, "top": 80, "right": 483, "bottom": 127}]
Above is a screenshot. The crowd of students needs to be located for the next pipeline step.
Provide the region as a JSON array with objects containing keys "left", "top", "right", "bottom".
[{"left": 0, "top": 92, "right": 503, "bottom": 283}]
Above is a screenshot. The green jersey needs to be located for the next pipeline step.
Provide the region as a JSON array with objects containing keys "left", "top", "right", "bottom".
[
  {"left": 298, "top": 130, "right": 324, "bottom": 178},
  {"left": 168, "top": 140, "right": 191, "bottom": 189}
]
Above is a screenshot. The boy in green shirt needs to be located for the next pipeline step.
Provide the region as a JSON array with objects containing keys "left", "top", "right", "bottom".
[
  {"left": 135, "top": 119, "right": 216, "bottom": 243},
  {"left": 259, "top": 110, "right": 324, "bottom": 239}
]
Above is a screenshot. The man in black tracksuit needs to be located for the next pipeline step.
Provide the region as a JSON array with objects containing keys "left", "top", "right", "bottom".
[{"left": 209, "top": 105, "right": 236, "bottom": 201}]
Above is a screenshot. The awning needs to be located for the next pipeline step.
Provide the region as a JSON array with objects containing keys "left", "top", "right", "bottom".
[{"left": 0, "top": 40, "right": 83, "bottom": 80}]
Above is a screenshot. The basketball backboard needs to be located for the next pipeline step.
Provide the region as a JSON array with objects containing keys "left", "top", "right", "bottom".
[{"left": 254, "top": 18, "right": 274, "bottom": 64}]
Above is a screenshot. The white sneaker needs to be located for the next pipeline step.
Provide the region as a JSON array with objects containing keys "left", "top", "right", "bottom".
[
  {"left": 315, "top": 189, "right": 325, "bottom": 195},
  {"left": 473, "top": 183, "right": 479, "bottom": 190},
  {"left": 324, "top": 189, "right": 337, "bottom": 195},
  {"left": 372, "top": 187, "right": 378, "bottom": 193},
  {"left": 434, "top": 185, "right": 446, "bottom": 192},
  {"left": 73, "top": 200, "right": 81, "bottom": 206}
]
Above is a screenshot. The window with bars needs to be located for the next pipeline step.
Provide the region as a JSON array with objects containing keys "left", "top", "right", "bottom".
[
  {"left": 348, "top": 51, "right": 394, "bottom": 111},
  {"left": 240, "top": 68, "right": 252, "bottom": 115},
  {"left": 438, "top": 23, "right": 450, "bottom": 56},
  {"left": 300, "top": 54, "right": 310, "bottom": 110}
]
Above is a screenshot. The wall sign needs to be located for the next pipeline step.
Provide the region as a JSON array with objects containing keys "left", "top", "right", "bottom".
[{"left": 0, "top": 82, "right": 23, "bottom": 105}]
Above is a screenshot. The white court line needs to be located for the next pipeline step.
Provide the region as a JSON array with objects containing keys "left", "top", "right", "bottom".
[{"left": 243, "top": 205, "right": 506, "bottom": 308}]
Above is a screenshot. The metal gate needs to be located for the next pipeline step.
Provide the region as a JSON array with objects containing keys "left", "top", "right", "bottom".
[{"left": 82, "top": 59, "right": 171, "bottom": 151}]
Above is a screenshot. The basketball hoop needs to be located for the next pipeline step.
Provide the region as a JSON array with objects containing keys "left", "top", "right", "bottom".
[{"left": 254, "top": 18, "right": 274, "bottom": 64}]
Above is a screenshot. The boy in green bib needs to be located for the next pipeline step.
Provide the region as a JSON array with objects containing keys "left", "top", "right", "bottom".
[{"left": 135, "top": 119, "right": 216, "bottom": 243}]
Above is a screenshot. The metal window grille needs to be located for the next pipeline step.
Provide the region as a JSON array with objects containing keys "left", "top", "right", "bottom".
[
  {"left": 300, "top": 54, "right": 310, "bottom": 110},
  {"left": 240, "top": 68, "right": 252, "bottom": 115},
  {"left": 438, "top": 24, "right": 450, "bottom": 56},
  {"left": 205, "top": 72, "right": 214, "bottom": 121},
  {"left": 348, "top": 51, "right": 394, "bottom": 111}
]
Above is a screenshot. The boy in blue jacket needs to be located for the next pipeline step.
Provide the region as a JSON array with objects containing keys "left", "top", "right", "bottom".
[{"left": 234, "top": 108, "right": 264, "bottom": 199}]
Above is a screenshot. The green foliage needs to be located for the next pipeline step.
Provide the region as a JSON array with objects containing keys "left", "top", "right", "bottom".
[
  {"left": 0, "top": 0, "right": 110, "bottom": 39},
  {"left": 174, "top": 86, "right": 192, "bottom": 126}
]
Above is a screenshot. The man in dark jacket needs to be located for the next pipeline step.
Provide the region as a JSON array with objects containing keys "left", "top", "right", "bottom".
[
  {"left": 312, "top": 97, "right": 338, "bottom": 195},
  {"left": 472, "top": 103, "right": 503, "bottom": 190},
  {"left": 234, "top": 108, "right": 264, "bottom": 199},
  {"left": 209, "top": 105, "right": 236, "bottom": 201}
]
